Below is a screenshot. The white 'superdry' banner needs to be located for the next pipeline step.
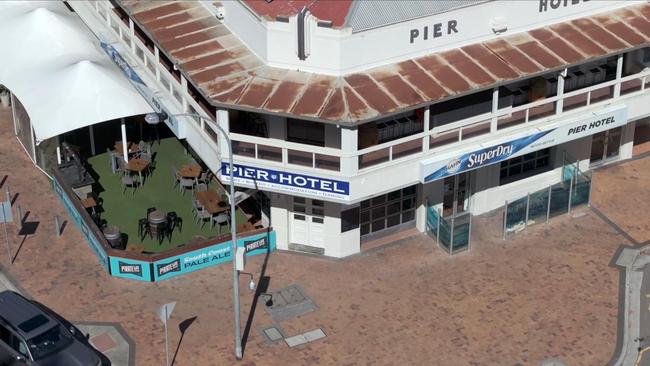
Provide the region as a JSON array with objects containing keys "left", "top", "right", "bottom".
[{"left": 420, "top": 105, "right": 628, "bottom": 183}]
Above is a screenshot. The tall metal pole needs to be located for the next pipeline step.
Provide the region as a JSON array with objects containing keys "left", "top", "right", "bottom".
[
  {"left": 166, "top": 113, "right": 241, "bottom": 359},
  {"left": 164, "top": 306, "right": 169, "bottom": 366}
]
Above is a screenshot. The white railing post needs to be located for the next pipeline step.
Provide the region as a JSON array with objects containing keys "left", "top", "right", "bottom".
[
  {"left": 422, "top": 108, "right": 430, "bottom": 152},
  {"left": 556, "top": 69, "right": 566, "bottom": 114},
  {"left": 154, "top": 47, "right": 161, "bottom": 81},
  {"left": 614, "top": 53, "right": 623, "bottom": 97},
  {"left": 129, "top": 18, "right": 136, "bottom": 53},
  {"left": 491, "top": 87, "right": 499, "bottom": 133}
]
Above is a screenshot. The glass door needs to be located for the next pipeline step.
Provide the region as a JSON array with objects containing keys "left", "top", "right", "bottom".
[
  {"left": 590, "top": 127, "right": 622, "bottom": 165},
  {"left": 442, "top": 172, "right": 470, "bottom": 218}
]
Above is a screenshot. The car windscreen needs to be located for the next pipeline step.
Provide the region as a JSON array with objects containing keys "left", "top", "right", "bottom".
[{"left": 27, "top": 325, "right": 73, "bottom": 360}]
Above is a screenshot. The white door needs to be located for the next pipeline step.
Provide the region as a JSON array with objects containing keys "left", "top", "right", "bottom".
[{"left": 291, "top": 198, "right": 325, "bottom": 248}]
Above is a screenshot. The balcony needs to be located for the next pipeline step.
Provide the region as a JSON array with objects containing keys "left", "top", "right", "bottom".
[{"left": 85, "top": 1, "right": 650, "bottom": 183}]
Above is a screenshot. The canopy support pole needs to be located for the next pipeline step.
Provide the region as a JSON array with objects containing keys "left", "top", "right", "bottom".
[
  {"left": 89, "top": 125, "right": 96, "bottom": 156},
  {"left": 121, "top": 118, "right": 128, "bottom": 163}
]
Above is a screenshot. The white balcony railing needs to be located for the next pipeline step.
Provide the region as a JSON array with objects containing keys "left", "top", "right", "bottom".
[{"left": 94, "top": 1, "right": 650, "bottom": 178}]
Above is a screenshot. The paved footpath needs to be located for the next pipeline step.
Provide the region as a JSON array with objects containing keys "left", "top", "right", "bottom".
[
  {"left": 0, "top": 265, "right": 133, "bottom": 366},
  {"left": 0, "top": 103, "right": 648, "bottom": 365}
]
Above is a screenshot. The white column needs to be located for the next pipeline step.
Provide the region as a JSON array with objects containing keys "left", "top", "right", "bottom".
[
  {"left": 216, "top": 109, "right": 230, "bottom": 161},
  {"left": 422, "top": 108, "right": 430, "bottom": 152},
  {"left": 340, "top": 127, "right": 358, "bottom": 175},
  {"left": 490, "top": 88, "right": 499, "bottom": 133},
  {"left": 614, "top": 53, "right": 623, "bottom": 97},
  {"left": 121, "top": 118, "right": 128, "bottom": 163},
  {"left": 129, "top": 18, "right": 136, "bottom": 53},
  {"left": 556, "top": 69, "right": 566, "bottom": 114},
  {"left": 619, "top": 120, "right": 635, "bottom": 160},
  {"left": 181, "top": 76, "right": 188, "bottom": 112},
  {"left": 154, "top": 47, "right": 161, "bottom": 81},
  {"left": 89, "top": 125, "right": 96, "bottom": 156},
  {"left": 10, "top": 93, "right": 17, "bottom": 136}
]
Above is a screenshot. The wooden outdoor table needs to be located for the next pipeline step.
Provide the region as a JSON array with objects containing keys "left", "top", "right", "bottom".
[
  {"left": 195, "top": 190, "right": 229, "bottom": 215},
  {"left": 80, "top": 197, "right": 97, "bottom": 214},
  {"left": 114, "top": 141, "right": 141, "bottom": 156},
  {"left": 237, "top": 222, "right": 255, "bottom": 232},
  {"left": 126, "top": 158, "right": 151, "bottom": 183},
  {"left": 179, "top": 164, "right": 202, "bottom": 179},
  {"left": 80, "top": 197, "right": 96, "bottom": 209}
]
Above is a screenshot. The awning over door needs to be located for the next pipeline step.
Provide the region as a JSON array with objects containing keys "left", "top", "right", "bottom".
[{"left": 0, "top": 1, "right": 153, "bottom": 142}]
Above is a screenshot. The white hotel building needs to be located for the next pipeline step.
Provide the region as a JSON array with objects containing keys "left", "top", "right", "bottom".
[{"left": 9, "top": 0, "right": 650, "bottom": 257}]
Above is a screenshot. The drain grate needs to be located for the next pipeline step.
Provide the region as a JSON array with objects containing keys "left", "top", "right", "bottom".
[
  {"left": 262, "top": 284, "right": 318, "bottom": 322},
  {"left": 261, "top": 325, "right": 285, "bottom": 343},
  {"left": 285, "top": 328, "right": 327, "bottom": 348}
]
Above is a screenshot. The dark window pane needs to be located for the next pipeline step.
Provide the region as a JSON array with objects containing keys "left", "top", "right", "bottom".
[
  {"left": 294, "top": 214, "right": 306, "bottom": 221},
  {"left": 387, "top": 190, "right": 401, "bottom": 202},
  {"left": 402, "top": 198, "right": 414, "bottom": 210},
  {"left": 312, "top": 217, "right": 324, "bottom": 224},
  {"left": 360, "top": 224, "right": 370, "bottom": 236},
  {"left": 341, "top": 207, "right": 360, "bottom": 232},
  {"left": 372, "top": 219, "right": 385, "bottom": 232},
  {"left": 360, "top": 199, "right": 371, "bottom": 209},
  {"left": 402, "top": 210, "right": 415, "bottom": 222},
  {"left": 360, "top": 210, "right": 370, "bottom": 223},
  {"left": 387, "top": 202, "right": 400, "bottom": 214},
  {"left": 372, "top": 207, "right": 385, "bottom": 220},
  {"left": 523, "top": 160, "right": 535, "bottom": 172},
  {"left": 372, "top": 195, "right": 386, "bottom": 205},
  {"left": 402, "top": 185, "right": 416, "bottom": 196},
  {"left": 387, "top": 214, "right": 401, "bottom": 227}
]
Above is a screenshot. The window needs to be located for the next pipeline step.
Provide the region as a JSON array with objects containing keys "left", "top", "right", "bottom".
[
  {"left": 287, "top": 119, "right": 324, "bottom": 147},
  {"left": 360, "top": 185, "right": 417, "bottom": 236},
  {"left": 500, "top": 148, "right": 551, "bottom": 183},
  {"left": 341, "top": 206, "right": 360, "bottom": 232}
]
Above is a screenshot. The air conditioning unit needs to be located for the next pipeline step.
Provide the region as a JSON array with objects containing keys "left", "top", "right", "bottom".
[{"left": 490, "top": 17, "right": 507, "bottom": 34}]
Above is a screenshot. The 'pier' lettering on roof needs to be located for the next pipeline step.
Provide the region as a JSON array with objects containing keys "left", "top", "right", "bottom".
[{"left": 409, "top": 20, "right": 458, "bottom": 44}]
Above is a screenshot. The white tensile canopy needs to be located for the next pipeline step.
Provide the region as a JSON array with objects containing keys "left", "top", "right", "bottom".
[{"left": 0, "top": 1, "right": 153, "bottom": 142}]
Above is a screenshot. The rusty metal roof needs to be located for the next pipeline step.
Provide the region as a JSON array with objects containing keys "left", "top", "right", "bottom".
[{"left": 118, "top": 1, "right": 650, "bottom": 125}]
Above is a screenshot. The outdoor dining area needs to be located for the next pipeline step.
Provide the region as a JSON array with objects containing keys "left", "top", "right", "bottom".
[{"left": 81, "top": 135, "right": 258, "bottom": 253}]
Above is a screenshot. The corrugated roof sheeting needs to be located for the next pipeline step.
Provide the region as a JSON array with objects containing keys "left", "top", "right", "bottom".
[
  {"left": 345, "top": 0, "right": 493, "bottom": 33},
  {"left": 119, "top": 1, "right": 650, "bottom": 125}
]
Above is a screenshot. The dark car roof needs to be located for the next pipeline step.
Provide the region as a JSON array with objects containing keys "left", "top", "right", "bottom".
[{"left": 0, "top": 291, "right": 57, "bottom": 339}]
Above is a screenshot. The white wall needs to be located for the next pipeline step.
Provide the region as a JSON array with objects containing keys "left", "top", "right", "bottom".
[
  {"left": 214, "top": 1, "right": 641, "bottom": 75},
  {"left": 270, "top": 192, "right": 289, "bottom": 250}
]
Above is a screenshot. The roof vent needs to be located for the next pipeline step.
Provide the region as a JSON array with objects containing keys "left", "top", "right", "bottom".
[
  {"left": 265, "top": 0, "right": 274, "bottom": 3},
  {"left": 490, "top": 17, "right": 507, "bottom": 34}
]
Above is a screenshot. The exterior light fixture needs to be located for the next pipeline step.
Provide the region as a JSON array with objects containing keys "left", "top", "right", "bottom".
[
  {"left": 144, "top": 111, "right": 167, "bottom": 125},
  {"left": 240, "top": 272, "right": 256, "bottom": 292}
]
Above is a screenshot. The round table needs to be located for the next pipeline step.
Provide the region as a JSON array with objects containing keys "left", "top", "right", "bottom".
[
  {"left": 103, "top": 226, "right": 122, "bottom": 248},
  {"left": 148, "top": 210, "right": 166, "bottom": 224}
]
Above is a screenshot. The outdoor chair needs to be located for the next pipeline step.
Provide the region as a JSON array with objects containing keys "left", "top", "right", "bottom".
[
  {"left": 192, "top": 200, "right": 204, "bottom": 221},
  {"left": 121, "top": 175, "right": 138, "bottom": 195},
  {"left": 171, "top": 167, "right": 180, "bottom": 189},
  {"left": 195, "top": 207, "right": 211, "bottom": 229},
  {"left": 116, "top": 158, "right": 126, "bottom": 174},
  {"left": 154, "top": 221, "right": 169, "bottom": 244},
  {"left": 180, "top": 177, "right": 195, "bottom": 196},
  {"left": 107, "top": 148, "right": 119, "bottom": 174},
  {"left": 196, "top": 183, "right": 208, "bottom": 192},
  {"left": 212, "top": 212, "right": 229, "bottom": 233},
  {"left": 138, "top": 218, "right": 151, "bottom": 240},
  {"left": 197, "top": 171, "right": 210, "bottom": 184},
  {"left": 166, "top": 211, "right": 182, "bottom": 234}
]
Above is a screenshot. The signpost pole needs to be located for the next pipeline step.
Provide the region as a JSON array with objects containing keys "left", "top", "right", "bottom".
[
  {"left": 0, "top": 206, "right": 11, "bottom": 264},
  {"left": 164, "top": 305, "right": 169, "bottom": 366}
]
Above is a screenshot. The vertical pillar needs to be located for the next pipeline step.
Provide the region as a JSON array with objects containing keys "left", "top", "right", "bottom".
[
  {"left": 10, "top": 93, "right": 17, "bottom": 136},
  {"left": 614, "top": 53, "right": 623, "bottom": 97},
  {"left": 154, "top": 47, "right": 161, "bottom": 81},
  {"left": 121, "top": 118, "right": 128, "bottom": 163},
  {"left": 89, "top": 125, "right": 96, "bottom": 156},
  {"left": 490, "top": 88, "right": 499, "bottom": 133},
  {"left": 340, "top": 127, "right": 358, "bottom": 176},
  {"left": 129, "top": 18, "right": 136, "bottom": 53},
  {"left": 422, "top": 108, "right": 430, "bottom": 152},
  {"left": 216, "top": 109, "right": 230, "bottom": 161},
  {"left": 181, "top": 76, "right": 189, "bottom": 112},
  {"left": 556, "top": 69, "right": 566, "bottom": 114}
]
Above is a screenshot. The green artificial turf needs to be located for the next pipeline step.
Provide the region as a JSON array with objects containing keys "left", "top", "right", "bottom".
[{"left": 86, "top": 137, "right": 248, "bottom": 253}]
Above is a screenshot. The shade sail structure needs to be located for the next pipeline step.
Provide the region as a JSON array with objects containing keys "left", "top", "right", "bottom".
[{"left": 0, "top": 1, "right": 153, "bottom": 142}]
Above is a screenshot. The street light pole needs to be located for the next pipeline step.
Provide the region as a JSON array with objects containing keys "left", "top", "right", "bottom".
[{"left": 145, "top": 112, "right": 243, "bottom": 359}]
